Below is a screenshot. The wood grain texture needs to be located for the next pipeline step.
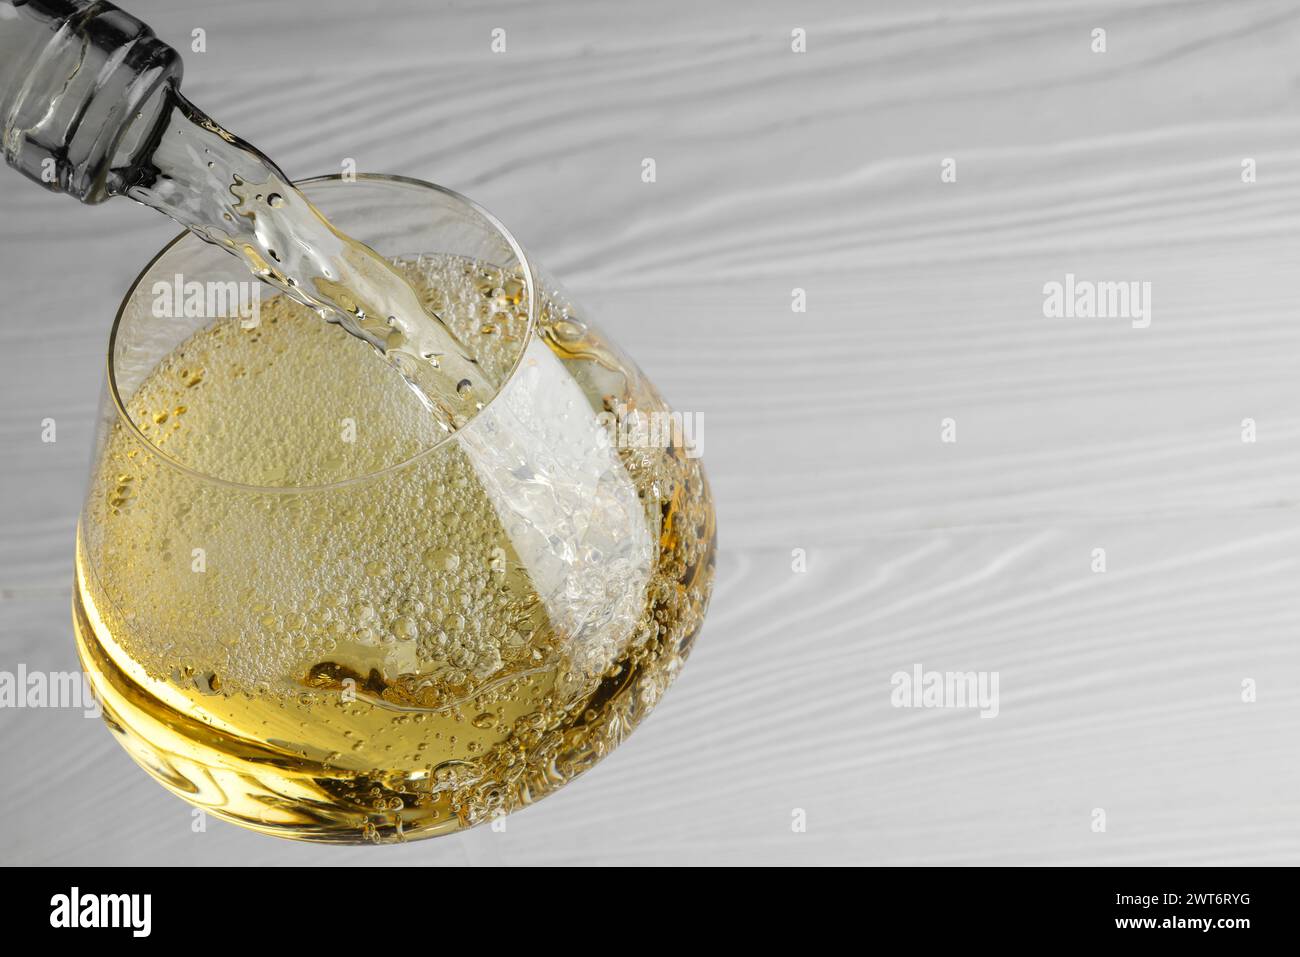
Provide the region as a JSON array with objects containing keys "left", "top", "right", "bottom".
[{"left": 3, "top": 0, "right": 1300, "bottom": 865}]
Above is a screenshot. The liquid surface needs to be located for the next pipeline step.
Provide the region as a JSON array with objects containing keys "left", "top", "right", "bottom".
[
  {"left": 76, "top": 259, "right": 716, "bottom": 842},
  {"left": 124, "top": 85, "right": 488, "bottom": 429}
]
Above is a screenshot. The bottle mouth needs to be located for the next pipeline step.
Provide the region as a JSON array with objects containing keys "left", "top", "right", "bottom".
[
  {"left": 82, "top": 33, "right": 182, "bottom": 202},
  {"left": 106, "top": 173, "right": 539, "bottom": 494},
  {"left": 5, "top": 2, "right": 183, "bottom": 202}
]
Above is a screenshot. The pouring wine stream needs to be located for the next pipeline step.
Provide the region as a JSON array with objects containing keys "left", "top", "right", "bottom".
[{"left": 122, "top": 84, "right": 492, "bottom": 428}]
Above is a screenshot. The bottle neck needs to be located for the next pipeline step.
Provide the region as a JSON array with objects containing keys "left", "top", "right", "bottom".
[{"left": 1, "top": 0, "right": 182, "bottom": 203}]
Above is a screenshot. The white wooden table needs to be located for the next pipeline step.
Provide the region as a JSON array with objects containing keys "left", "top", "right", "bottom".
[{"left": 3, "top": 0, "right": 1300, "bottom": 865}]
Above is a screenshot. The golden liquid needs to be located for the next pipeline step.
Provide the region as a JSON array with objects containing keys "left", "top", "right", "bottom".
[{"left": 75, "top": 258, "right": 715, "bottom": 843}]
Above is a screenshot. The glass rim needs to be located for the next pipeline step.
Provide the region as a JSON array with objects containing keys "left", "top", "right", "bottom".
[{"left": 105, "top": 172, "right": 538, "bottom": 494}]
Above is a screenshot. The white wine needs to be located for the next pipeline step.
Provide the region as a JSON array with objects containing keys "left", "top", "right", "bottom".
[{"left": 75, "top": 256, "right": 716, "bottom": 842}]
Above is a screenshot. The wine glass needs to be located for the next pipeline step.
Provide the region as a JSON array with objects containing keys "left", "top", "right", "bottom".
[{"left": 74, "top": 175, "right": 716, "bottom": 843}]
